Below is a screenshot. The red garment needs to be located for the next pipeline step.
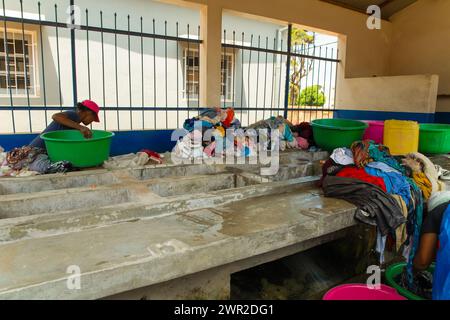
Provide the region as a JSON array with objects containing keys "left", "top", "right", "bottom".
[
  {"left": 222, "top": 108, "right": 235, "bottom": 128},
  {"left": 140, "top": 149, "right": 162, "bottom": 164},
  {"left": 336, "top": 167, "right": 387, "bottom": 192}
]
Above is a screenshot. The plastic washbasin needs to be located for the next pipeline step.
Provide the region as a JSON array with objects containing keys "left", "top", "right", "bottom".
[
  {"left": 362, "top": 120, "right": 384, "bottom": 144},
  {"left": 41, "top": 130, "right": 114, "bottom": 168},
  {"left": 322, "top": 283, "right": 406, "bottom": 300},
  {"left": 419, "top": 123, "right": 450, "bottom": 154},
  {"left": 311, "top": 119, "right": 368, "bottom": 152},
  {"left": 385, "top": 262, "right": 435, "bottom": 300}
]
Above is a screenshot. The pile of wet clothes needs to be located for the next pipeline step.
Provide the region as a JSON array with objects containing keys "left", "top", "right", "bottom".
[
  {"left": 320, "top": 140, "right": 445, "bottom": 265},
  {"left": 0, "top": 145, "right": 73, "bottom": 177},
  {"left": 173, "top": 108, "right": 317, "bottom": 159}
]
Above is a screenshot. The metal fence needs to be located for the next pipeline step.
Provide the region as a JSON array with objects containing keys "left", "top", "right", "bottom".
[
  {"left": 0, "top": 0, "right": 339, "bottom": 134},
  {"left": 221, "top": 24, "right": 339, "bottom": 127}
]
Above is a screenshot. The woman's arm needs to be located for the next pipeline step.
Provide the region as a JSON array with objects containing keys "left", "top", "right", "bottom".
[
  {"left": 413, "top": 233, "right": 438, "bottom": 271},
  {"left": 52, "top": 112, "right": 92, "bottom": 138}
]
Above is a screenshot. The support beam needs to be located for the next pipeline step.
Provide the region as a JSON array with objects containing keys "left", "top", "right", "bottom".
[{"left": 199, "top": 3, "right": 222, "bottom": 108}]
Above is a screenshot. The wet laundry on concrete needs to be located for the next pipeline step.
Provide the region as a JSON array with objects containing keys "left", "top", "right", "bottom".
[{"left": 322, "top": 175, "right": 406, "bottom": 236}]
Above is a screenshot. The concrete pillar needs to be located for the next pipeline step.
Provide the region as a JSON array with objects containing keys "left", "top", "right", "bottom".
[{"left": 199, "top": 3, "right": 223, "bottom": 108}]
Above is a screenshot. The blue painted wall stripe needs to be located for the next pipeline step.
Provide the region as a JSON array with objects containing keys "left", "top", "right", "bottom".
[
  {"left": 435, "top": 112, "right": 450, "bottom": 124},
  {"left": 334, "top": 109, "right": 435, "bottom": 123},
  {"left": 0, "top": 130, "right": 177, "bottom": 156}
]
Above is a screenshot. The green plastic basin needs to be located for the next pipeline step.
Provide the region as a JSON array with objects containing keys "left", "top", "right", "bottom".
[
  {"left": 41, "top": 130, "right": 114, "bottom": 168},
  {"left": 419, "top": 123, "right": 450, "bottom": 154},
  {"left": 311, "top": 119, "right": 368, "bottom": 152},
  {"left": 385, "top": 262, "right": 435, "bottom": 300}
]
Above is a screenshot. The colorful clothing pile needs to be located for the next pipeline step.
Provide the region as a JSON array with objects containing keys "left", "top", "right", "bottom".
[{"left": 321, "top": 140, "right": 439, "bottom": 271}]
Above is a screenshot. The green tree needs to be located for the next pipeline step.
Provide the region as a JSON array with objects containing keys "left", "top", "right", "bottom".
[
  {"left": 298, "top": 85, "right": 326, "bottom": 107},
  {"left": 289, "top": 28, "right": 315, "bottom": 105}
]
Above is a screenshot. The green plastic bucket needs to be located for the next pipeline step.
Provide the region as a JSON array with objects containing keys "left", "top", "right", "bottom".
[
  {"left": 41, "top": 130, "right": 114, "bottom": 168},
  {"left": 385, "top": 262, "right": 435, "bottom": 300},
  {"left": 311, "top": 119, "right": 368, "bottom": 152},
  {"left": 419, "top": 123, "right": 450, "bottom": 154}
]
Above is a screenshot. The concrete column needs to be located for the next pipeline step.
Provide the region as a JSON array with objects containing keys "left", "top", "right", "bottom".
[{"left": 199, "top": 3, "right": 223, "bottom": 108}]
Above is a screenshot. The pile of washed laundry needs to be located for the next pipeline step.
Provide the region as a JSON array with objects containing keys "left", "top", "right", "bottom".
[
  {"left": 321, "top": 140, "right": 446, "bottom": 262},
  {"left": 173, "top": 107, "right": 317, "bottom": 159},
  {"left": 320, "top": 140, "right": 449, "bottom": 297},
  {"left": 0, "top": 145, "right": 72, "bottom": 177}
]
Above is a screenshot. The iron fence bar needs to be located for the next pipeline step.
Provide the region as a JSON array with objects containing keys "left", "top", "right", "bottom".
[
  {"left": 262, "top": 36, "right": 268, "bottom": 120},
  {"left": 277, "top": 39, "right": 283, "bottom": 117},
  {"left": 114, "top": 13, "right": 119, "bottom": 130},
  {"left": 240, "top": 32, "right": 244, "bottom": 118},
  {"left": 164, "top": 20, "right": 168, "bottom": 129},
  {"left": 85, "top": 9, "right": 91, "bottom": 100},
  {"left": 232, "top": 30, "right": 236, "bottom": 108},
  {"left": 54, "top": 4, "right": 62, "bottom": 112},
  {"left": 176, "top": 22, "right": 179, "bottom": 127},
  {"left": 197, "top": 25, "right": 200, "bottom": 112},
  {"left": 328, "top": 48, "right": 334, "bottom": 112},
  {"left": 38, "top": 2, "right": 47, "bottom": 127},
  {"left": 221, "top": 42, "right": 339, "bottom": 63},
  {"left": 0, "top": 105, "right": 336, "bottom": 112},
  {"left": 2, "top": 0, "right": 15, "bottom": 133},
  {"left": 255, "top": 35, "right": 260, "bottom": 123},
  {"left": 186, "top": 23, "right": 190, "bottom": 118},
  {"left": 247, "top": 34, "right": 252, "bottom": 126},
  {"left": 322, "top": 47, "right": 328, "bottom": 120},
  {"left": 316, "top": 46, "right": 321, "bottom": 121},
  {"left": 141, "top": 17, "right": 144, "bottom": 130},
  {"left": 127, "top": 15, "right": 132, "bottom": 130},
  {"left": 19, "top": 0, "right": 31, "bottom": 132},
  {"left": 270, "top": 37, "right": 276, "bottom": 117},
  {"left": 222, "top": 29, "right": 226, "bottom": 109},
  {"left": 333, "top": 49, "right": 339, "bottom": 111},
  {"left": 100, "top": 11, "right": 106, "bottom": 129},
  {"left": 70, "top": 0, "right": 77, "bottom": 106},
  {"left": 283, "top": 24, "right": 292, "bottom": 119},
  {"left": 152, "top": 19, "right": 156, "bottom": 130},
  {"left": 0, "top": 15, "right": 202, "bottom": 44}
]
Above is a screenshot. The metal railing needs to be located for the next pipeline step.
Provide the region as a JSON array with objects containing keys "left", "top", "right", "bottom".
[
  {"left": 221, "top": 24, "right": 339, "bottom": 127},
  {"left": 0, "top": 1, "right": 339, "bottom": 134}
]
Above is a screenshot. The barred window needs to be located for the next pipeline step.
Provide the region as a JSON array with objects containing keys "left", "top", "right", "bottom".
[
  {"left": 183, "top": 48, "right": 234, "bottom": 102},
  {"left": 0, "top": 30, "right": 36, "bottom": 96}
]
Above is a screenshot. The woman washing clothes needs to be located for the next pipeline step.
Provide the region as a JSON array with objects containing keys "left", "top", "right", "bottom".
[
  {"left": 413, "top": 191, "right": 450, "bottom": 300},
  {"left": 2, "top": 100, "right": 100, "bottom": 176},
  {"left": 29, "top": 100, "right": 100, "bottom": 150}
]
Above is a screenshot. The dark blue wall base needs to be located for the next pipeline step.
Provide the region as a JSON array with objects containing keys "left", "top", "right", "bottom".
[
  {"left": 0, "top": 129, "right": 177, "bottom": 156},
  {"left": 334, "top": 110, "right": 435, "bottom": 123},
  {"left": 435, "top": 112, "right": 450, "bottom": 124}
]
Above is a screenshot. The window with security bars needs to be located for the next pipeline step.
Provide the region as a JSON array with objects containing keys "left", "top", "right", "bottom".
[
  {"left": 0, "top": 30, "right": 36, "bottom": 96},
  {"left": 183, "top": 47, "right": 234, "bottom": 101}
]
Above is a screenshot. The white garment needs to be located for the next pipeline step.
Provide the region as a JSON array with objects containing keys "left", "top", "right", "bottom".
[
  {"left": 330, "top": 147, "right": 354, "bottom": 165},
  {"left": 376, "top": 230, "right": 387, "bottom": 264},
  {"left": 173, "top": 130, "right": 204, "bottom": 159},
  {"left": 428, "top": 191, "right": 450, "bottom": 212},
  {"left": 103, "top": 152, "right": 149, "bottom": 169}
]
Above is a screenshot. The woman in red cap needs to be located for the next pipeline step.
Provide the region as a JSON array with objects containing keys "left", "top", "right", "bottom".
[{"left": 29, "top": 100, "right": 100, "bottom": 151}]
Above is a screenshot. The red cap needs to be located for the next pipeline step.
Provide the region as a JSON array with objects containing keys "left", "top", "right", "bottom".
[{"left": 81, "top": 99, "right": 100, "bottom": 122}]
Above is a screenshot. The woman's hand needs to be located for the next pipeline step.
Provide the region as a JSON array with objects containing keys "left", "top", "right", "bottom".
[{"left": 79, "top": 126, "right": 93, "bottom": 139}]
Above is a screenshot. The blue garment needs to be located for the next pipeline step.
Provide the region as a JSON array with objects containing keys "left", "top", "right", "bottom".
[
  {"left": 283, "top": 124, "right": 294, "bottom": 142},
  {"left": 365, "top": 166, "right": 411, "bottom": 206},
  {"left": 366, "top": 161, "right": 401, "bottom": 174},
  {"left": 29, "top": 110, "right": 81, "bottom": 150},
  {"left": 368, "top": 143, "right": 405, "bottom": 174},
  {"left": 433, "top": 205, "right": 450, "bottom": 300},
  {"left": 183, "top": 119, "right": 215, "bottom": 132}
]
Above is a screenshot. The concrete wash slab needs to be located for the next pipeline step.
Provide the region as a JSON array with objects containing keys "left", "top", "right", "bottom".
[{"left": 0, "top": 150, "right": 360, "bottom": 300}]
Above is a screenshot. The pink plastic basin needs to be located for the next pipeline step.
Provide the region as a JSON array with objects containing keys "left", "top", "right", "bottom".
[
  {"left": 323, "top": 283, "right": 407, "bottom": 300},
  {"left": 362, "top": 120, "right": 385, "bottom": 144}
]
